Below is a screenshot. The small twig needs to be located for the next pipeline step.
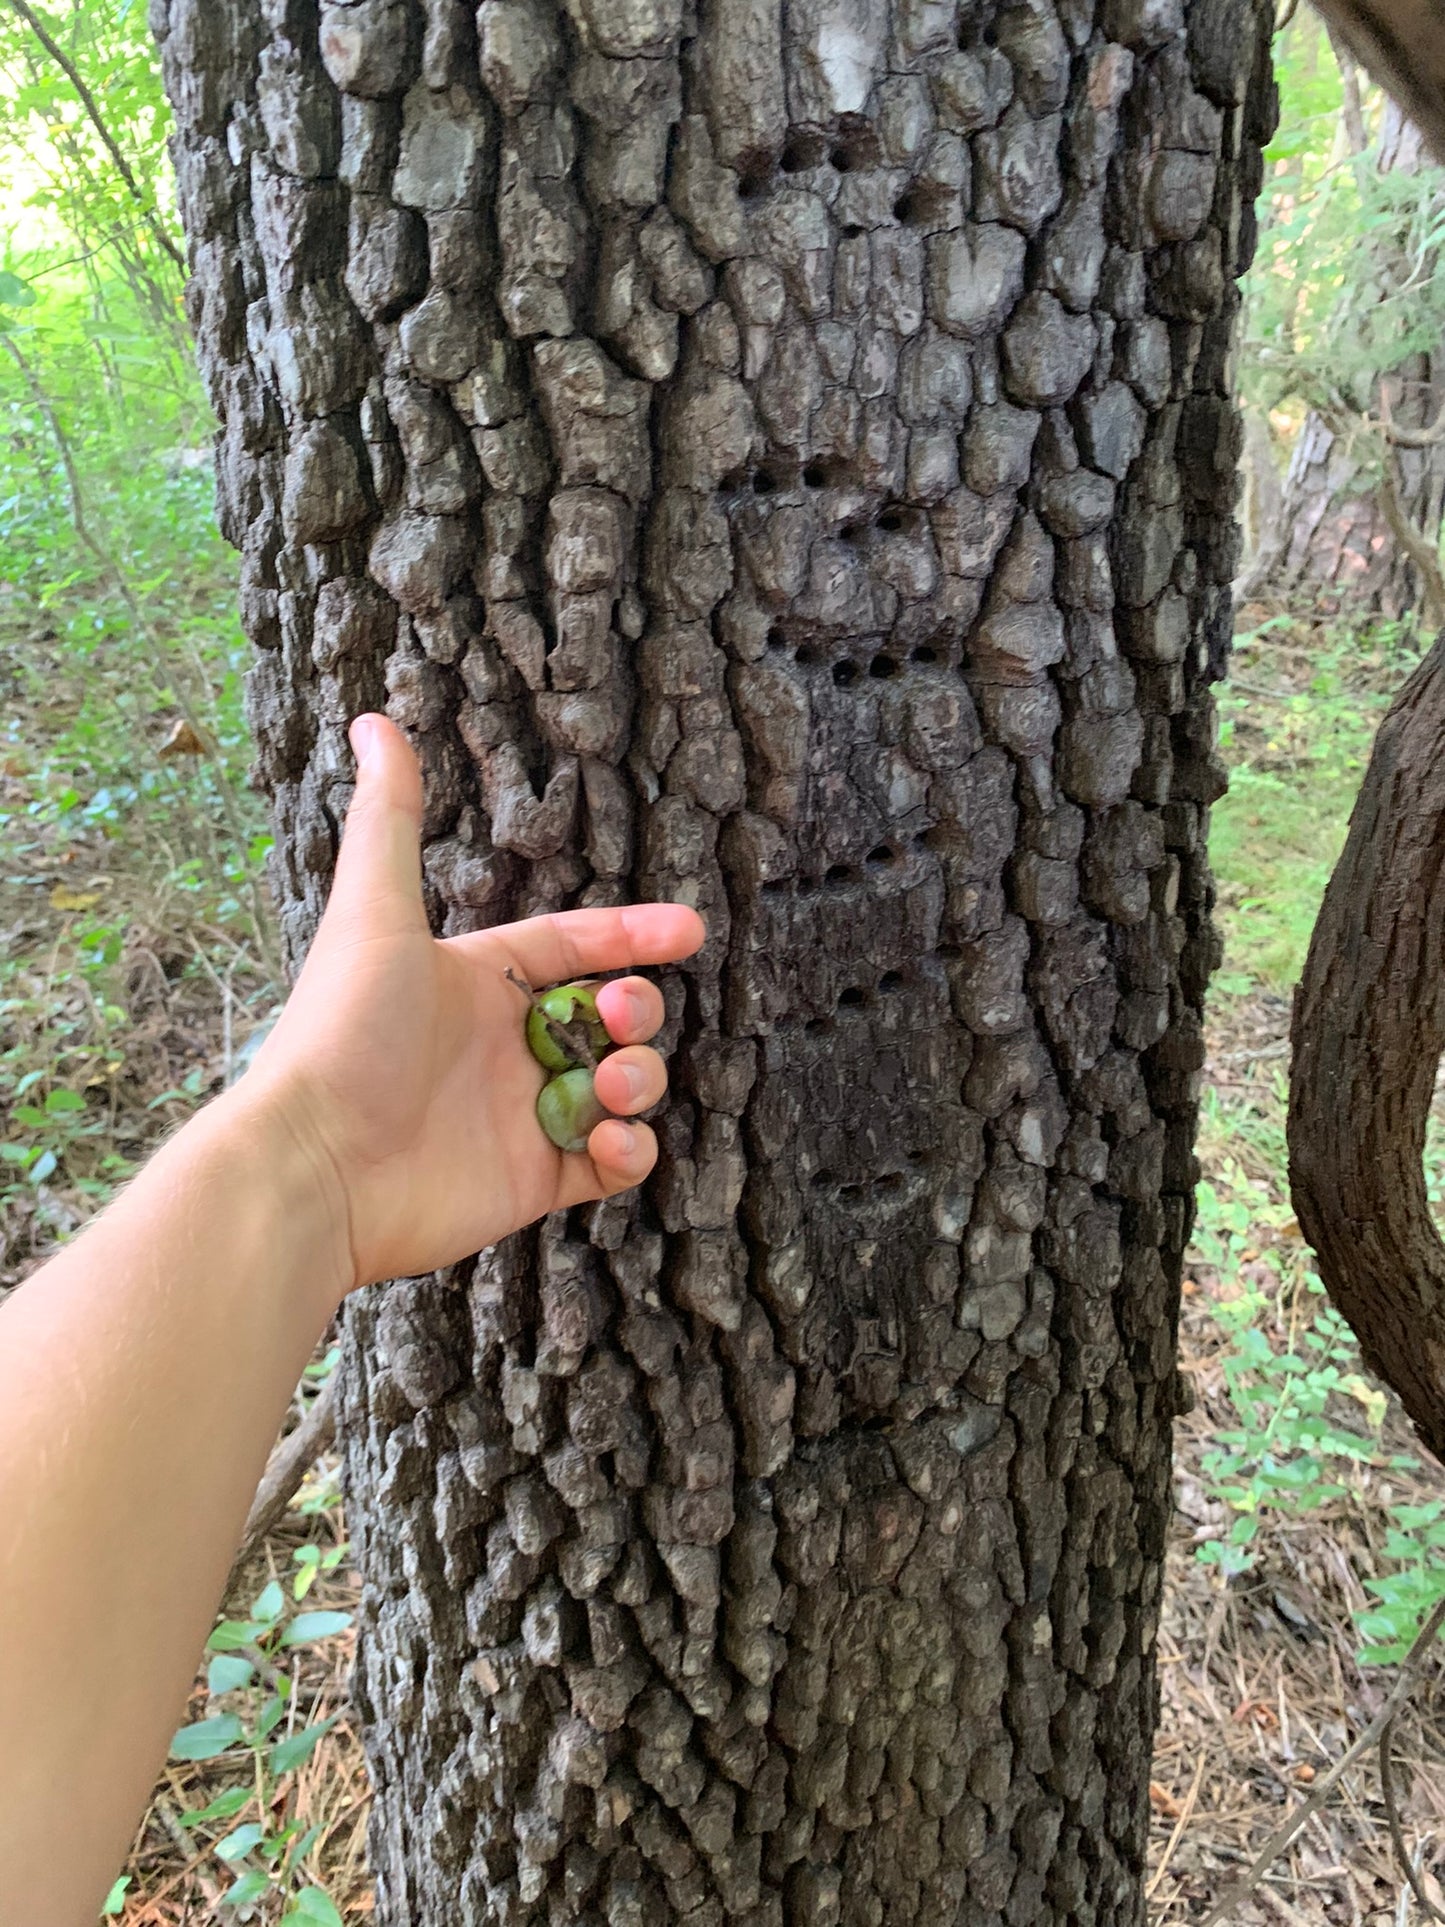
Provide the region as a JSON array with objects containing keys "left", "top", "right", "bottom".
[
  {"left": 1381, "top": 1714, "right": 1445, "bottom": 1924},
  {"left": 225, "top": 1374, "right": 339, "bottom": 1596},
  {"left": 1197, "top": 1595, "right": 1445, "bottom": 1927},
  {"left": 1147, "top": 1755, "right": 1207, "bottom": 1901},
  {"left": 505, "top": 966, "right": 601, "bottom": 1071}
]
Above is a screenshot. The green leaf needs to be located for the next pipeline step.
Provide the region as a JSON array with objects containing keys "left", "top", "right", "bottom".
[
  {"left": 29, "top": 1149, "right": 57, "bottom": 1184},
  {"left": 214, "top": 1821, "right": 266, "bottom": 1863},
  {"left": 284, "top": 1823, "right": 324, "bottom": 1875},
  {"left": 285, "top": 1888, "right": 344, "bottom": 1926},
  {"left": 101, "top": 1874, "right": 131, "bottom": 1916},
  {"left": 254, "top": 1692, "right": 289, "bottom": 1742},
  {"left": 178, "top": 1786, "right": 251, "bottom": 1827},
  {"left": 222, "top": 1868, "right": 271, "bottom": 1908},
  {"left": 0, "top": 271, "right": 36, "bottom": 308},
  {"left": 170, "top": 1713, "right": 244, "bottom": 1761},
  {"left": 252, "top": 1580, "right": 285, "bottom": 1626},
  {"left": 269, "top": 1715, "right": 338, "bottom": 1776},
  {"left": 208, "top": 1618, "right": 267, "bottom": 1651},
  {"left": 279, "top": 1611, "right": 353, "bottom": 1647},
  {"left": 44, "top": 1088, "right": 86, "bottom": 1113},
  {"left": 207, "top": 1654, "right": 255, "bottom": 1695}
]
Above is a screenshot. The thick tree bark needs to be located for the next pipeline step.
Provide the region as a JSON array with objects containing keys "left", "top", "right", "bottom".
[
  {"left": 157, "top": 0, "right": 1274, "bottom": 1920},
  {"left": 1289, "top": 632, "right": 1445, "bottom": 1462}
]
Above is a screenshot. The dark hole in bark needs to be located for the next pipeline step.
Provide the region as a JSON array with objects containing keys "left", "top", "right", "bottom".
[
  {"left": 841, "top": 523, "right": 867, "bottom": 546},
  {"left": 795, "top": 644, "right": 820, "bottom": 666},
  {"left": 752, "top": 468, "right": 781, "bottom": 494},
  {"left": 760, "top": 878, "right": 790, "bottom": 895},
  {"left": 805, "top": 1018, "right": 831, "bottom": 1036},
  {"left": 838, "top": 986, "right": 867, "bottom": 1008},
  {"left": 840, "top": 222, "right": 865, "bottom": 239},
  {"left": 879, "top": 971, "right": 904, "bottom": 992},
  {"left": 811, "top": 1167, "right": 835, "bottom": 1185},
  {"left": 824, "top": 862, "right": 852, "bottom": 884},
  {"left": 892, "top": 187, "right": 947, "bottom": 227},
  {"left": 877, "top": 508, "right": 909, "bottom": 533},
  {"left": 911, "top": 644, "right": 939, "bottom": 663},
  {"left": 874, "top": 1172, "right": 905, "bottom": 1193},
  {"left": 833, "top": 659, "right": 861, "bottom": 687},
  {"left": 781, "top": 132, "right": 826, "bottom": 173},
  {"left": 831, "top": 122, "right": 880, "bottom": 173},
  {"left": 737, "top": 164, "right": 771, "bottom": 200},
  {"left": 869, "top": 654, "right": 899, "bottom": 678},
  {"left": 866, "top": 844, "right": 897, "bottom": 867},
  {"left": 767, "top": 626, "right": 788, "bottom": 650}
]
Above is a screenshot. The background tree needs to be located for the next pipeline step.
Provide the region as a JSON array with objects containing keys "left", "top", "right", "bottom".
[
  {"left": 155, "top": 0, "right": 1274, "bottom": 1922},
  {"left": 1236, "top": 18, "right": 1445, "bottom": 624}
]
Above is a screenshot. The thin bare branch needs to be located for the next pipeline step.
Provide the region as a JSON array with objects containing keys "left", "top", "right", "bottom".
[
  {"left": 1, "top": 0, "right": 186, "bottom": 271},
  {"left": 1196, "top": 1595, "right": 1445, "bottom": 1927}
]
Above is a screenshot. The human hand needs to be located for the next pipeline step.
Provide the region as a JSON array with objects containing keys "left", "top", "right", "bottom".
[{"left": 238, "top": 714, "right": 705, "bottom": 1303}]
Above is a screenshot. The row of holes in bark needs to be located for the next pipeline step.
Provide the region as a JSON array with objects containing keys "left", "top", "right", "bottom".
[
  {"left": 759, "top": 842, "right": 919, "bottom": 896},
  {"left": 801, "top": 972, "right": 910, "bottom": 1035},
  {"left": 766, "top": 631, "right": 945, "bottom": 682},
  {"left": 810, "top": 1150, "right": 934, "bottom": 1194},
  {"left": 731, "top": 464, "right": 926, "bottom": 524}
]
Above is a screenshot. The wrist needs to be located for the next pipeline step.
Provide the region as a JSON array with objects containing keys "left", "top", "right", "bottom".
[{"left": 192, "top": 1074, "right": 358, "bottom": 1319}]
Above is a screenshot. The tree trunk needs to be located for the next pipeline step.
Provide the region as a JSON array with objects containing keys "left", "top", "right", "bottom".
[
  {"left": 156, "top": 0, "right": 1274, "bottom": 1919},
  {"left": 1247, "top": 106, "right": 1445, "bottom": 622}
]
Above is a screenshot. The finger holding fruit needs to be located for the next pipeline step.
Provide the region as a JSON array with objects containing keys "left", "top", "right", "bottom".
[{"left": 511, "top": 970, "right": 670, "bottom": 1154}]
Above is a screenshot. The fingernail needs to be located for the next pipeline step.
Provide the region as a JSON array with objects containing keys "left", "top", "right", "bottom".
[
  {"left": 618, "top": 1062, "right": 649, "bottom": 1106},
  {"left": 350, "top": 713, "right": 384, "bottom": 770},
  {"left": 611, "top": 1123, "right": 638, "bottom": 1158}
]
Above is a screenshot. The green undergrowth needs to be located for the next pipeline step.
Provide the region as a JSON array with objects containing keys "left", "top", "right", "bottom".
[{"left": 0, "top": 260, "right": 276, "bottom": 1245}]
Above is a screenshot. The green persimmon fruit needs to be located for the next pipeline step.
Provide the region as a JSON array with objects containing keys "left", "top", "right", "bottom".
[
  {"left": 536, "top": 1067, "right": 608, "bottom": 1154},
  {"left": 525, "top": 981, "right": 609, "bottom": 1072}
]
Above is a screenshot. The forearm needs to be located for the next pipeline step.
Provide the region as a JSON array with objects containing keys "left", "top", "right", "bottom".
[{"left": 0, "top": 1088, "right": 349, "bottom": 1927}]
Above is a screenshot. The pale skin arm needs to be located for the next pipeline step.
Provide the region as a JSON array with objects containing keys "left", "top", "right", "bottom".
[{"left": 0, "top": 714, "right": 705, "bottom": 1927}]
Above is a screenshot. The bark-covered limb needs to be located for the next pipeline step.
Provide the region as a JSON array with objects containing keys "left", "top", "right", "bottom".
[
  {"left": 1289, "top": 633, "right": 1445, "bottom": 1459},
  {"left": 1377, "top": 445, "right": 1445, "bottom": 627},
  {"left": 1311, "top": 0, "right": 1445, "bottom": 163},
  {"left": 225, "top": 1372, "right": 338, "bottom": 1595}
]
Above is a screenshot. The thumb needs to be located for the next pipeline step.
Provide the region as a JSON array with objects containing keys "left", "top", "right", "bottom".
[{"left": 323, "top": 714, "right": 427, "bottom": 935}]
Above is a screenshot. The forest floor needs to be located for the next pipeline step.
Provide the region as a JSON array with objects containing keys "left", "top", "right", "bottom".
[{"left": 5, "top": 604, "right": 1445, "bottom": 1923}]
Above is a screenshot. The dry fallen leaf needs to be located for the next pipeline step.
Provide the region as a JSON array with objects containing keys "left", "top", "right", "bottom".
[
  {"left": 158, "top": 718, "right": 208, "bottom": 758},
  {"left": 49, "top": 885, "right": 101, "bottom": 911},
  {"left": 1150, "top": 1781, "right": 1185, "bottom": 1819}
]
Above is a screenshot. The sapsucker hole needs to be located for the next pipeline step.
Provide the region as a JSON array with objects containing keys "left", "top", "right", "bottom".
[
  {"left": 866, "top": 844, "right": 898, "bottom": 868},
  {"left": 795, "top": 644, "right": 821, "bottom": 666},
  {"left": 838, "top": 986, "right": 867, "bottom": 1008},
  {"left": 879, "top": 970, "right": 905, "bottom": 993},
  {"left": 869, "top": 654, "right": 900, "bottom": 679},
  {"left": 781, "top": 132, "right": 827, "bottom": 173},
  {"left": 832, "top": 659, "right": 861, "bottom": 687},
  {"left": 910, "top": 644, "right": 939, "bottom": 664},
  {"left": 824, "top": 862, "right": 853, "bottom": 885}
]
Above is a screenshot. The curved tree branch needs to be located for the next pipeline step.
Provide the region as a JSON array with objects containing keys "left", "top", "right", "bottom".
[
  {"left": 1311, "top": 0, "right": 1445, "bottom": 164},
  {"left": 3, "top": 0, "right": 186, "bottom": 272},
  {"left": 1289, "top": 632, "right": 1445, "bottom": 1460}
]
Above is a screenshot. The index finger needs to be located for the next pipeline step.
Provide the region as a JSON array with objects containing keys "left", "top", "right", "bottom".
[{"left": 459, "top": 903, "right": 706, "bottom": 988}]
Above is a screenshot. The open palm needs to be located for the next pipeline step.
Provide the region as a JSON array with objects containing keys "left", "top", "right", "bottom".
[{"left": 249, "top": 715, "right": 705, "bottom": 1291}]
